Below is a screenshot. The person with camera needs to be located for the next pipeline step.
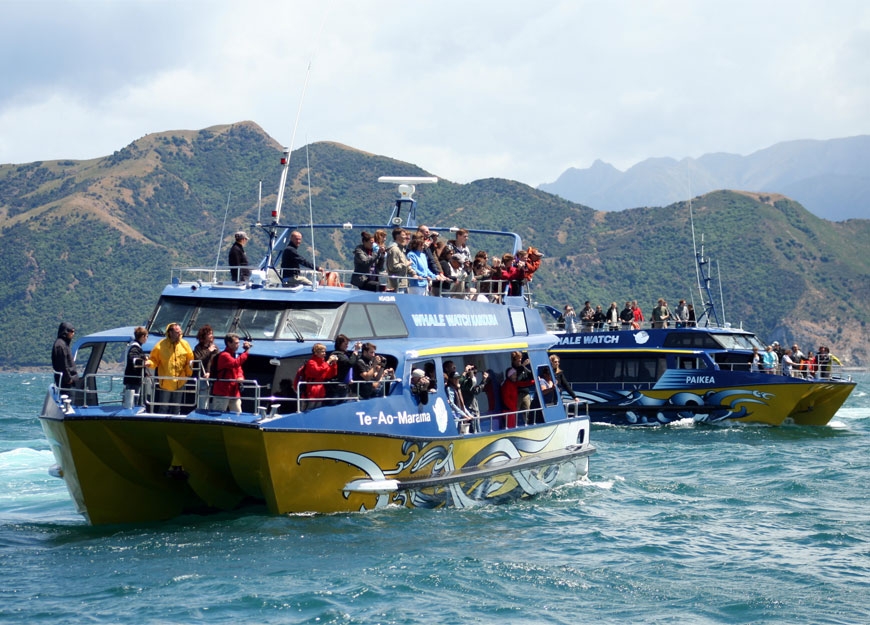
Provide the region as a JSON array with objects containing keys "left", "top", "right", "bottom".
[
  {"left": 327, "top": 334, "right": 360, "bottom": 402},
  {"left": 123, "top": 326, "right": 153, "bottom": 402},
  {"left": 507, "top": 351, "right": 535, "bottom": 425},
  {"left": 459, "top": 362, "right": 488, "bottom": 419},
  {"left": 410, "top": 368, "right": 431, "bottom": 405},
  {"left": 353, "top": 343, "right": 392, "bottom": 399},
  {"left": 211, "top": 333, "right": 252, "bottom": 413},
  {"left": 298, "top": 343, "right": 339, "bottom": 406}
]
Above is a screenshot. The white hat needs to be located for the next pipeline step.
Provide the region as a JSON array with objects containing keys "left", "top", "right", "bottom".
[
  {"left": 235, "top": 231, "right": 249, "bottom": 241},
  {"left": 411, "top": 369, "right": 425, "bottom": 378}
]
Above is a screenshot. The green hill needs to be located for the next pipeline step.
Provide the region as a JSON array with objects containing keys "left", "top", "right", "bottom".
[{"left": 1, "top": 122, "right": 867, "bottom": 368}]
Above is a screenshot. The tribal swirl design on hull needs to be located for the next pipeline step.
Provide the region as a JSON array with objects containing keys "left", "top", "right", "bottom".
[
  {"left": 574, "top": 388, "right": 775, "bottom": 425},
  {"left": 296, "top": 429, "right": 576, "bottom": 511}
]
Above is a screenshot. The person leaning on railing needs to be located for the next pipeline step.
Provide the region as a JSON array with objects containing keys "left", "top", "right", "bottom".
[
  {"left": 123, "top": 326, "right": 153, "bottom": 401},
  {"left": 149, "top": 323, "right": 194, "bottom": 414}
]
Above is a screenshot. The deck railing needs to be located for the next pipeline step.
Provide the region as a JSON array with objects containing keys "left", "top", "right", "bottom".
[{"left": 168, "top": 266, "right": 532, "bottom": 305}]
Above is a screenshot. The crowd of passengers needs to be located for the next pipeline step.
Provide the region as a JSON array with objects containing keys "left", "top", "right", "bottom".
[
  {"left": 556, "top": 298, "right": 697, "bottom": 332},
  {"left": 292, "top": 338, "right": 581, "bottom": 433},
  {"left": 751, "top": 341, "right": 842, "bottom": 379},
  {"left": 89, "top": 321, "right": 583, "bottom": 431},
  {"left": 275, "top": 225, "right": 542, "bottom": 300}
]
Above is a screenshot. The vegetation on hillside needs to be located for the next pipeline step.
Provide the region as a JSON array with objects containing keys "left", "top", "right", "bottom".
[{"left": 1, "top": 123, "right": 867, "bottom": 368}]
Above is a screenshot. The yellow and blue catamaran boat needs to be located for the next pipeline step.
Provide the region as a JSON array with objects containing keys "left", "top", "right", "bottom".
[
  {"left": 545, "top": 241, "right": 856, "bottom": 427},
  {"left": 40, "top": 167, "right": 594, "bottom": 525}
]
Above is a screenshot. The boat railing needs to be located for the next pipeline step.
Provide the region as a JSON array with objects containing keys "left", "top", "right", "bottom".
[
  {"left": 168, "top": 265, "right": 533, "bottom": 305},
  {"left": 547, "top": 320, "right": 728, "bottom": 333}
]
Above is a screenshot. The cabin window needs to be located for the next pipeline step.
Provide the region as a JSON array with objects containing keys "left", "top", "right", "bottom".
[
  {"left": 190, "top": 301, "right": 238, "bottom": 337},
  {"left": 677, "top": 356, "right": 707, "bottom": 370},
  {"left": 537, "top": 365, "right": 558, "bottom": 407},
  {"left": 279, "top": 306, "right": 340, "bottom": 340},
  {"left": 712, "top": 333, "right": 761, "bottom": 350},
  {"left": 558, "top": 354, "right": 667, "bottom": 384},
  {"left": 150, "top": 299, "right": 198, "bottom": 336},
  {"left": 338, "top": 304, "right": 408, "bottom": 339},
  {"left": 662, "top": 333, "right": 721, "bottom": 349},
  {"left": 238, "top": 306, "right": 284, "bottom": 339}
]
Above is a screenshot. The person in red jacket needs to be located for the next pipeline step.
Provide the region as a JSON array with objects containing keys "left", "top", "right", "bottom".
[
  {"left": 299, "top": 343, "right": 339, "bottom": 406},
  {"left": 211, "top": 333, "right": 251, "bottom": 413},
  {"left": 501, "top": 368, "right": 519, "bottom": 429}
]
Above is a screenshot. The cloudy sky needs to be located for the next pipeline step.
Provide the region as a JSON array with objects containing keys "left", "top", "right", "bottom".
[{"left": 2, "top": 0, "right": 869, "bottom": 186}]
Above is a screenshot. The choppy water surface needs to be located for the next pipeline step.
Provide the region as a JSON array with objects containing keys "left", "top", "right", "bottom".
[{"left": 1, "top": 372, "right": 868, "bottom": 624}]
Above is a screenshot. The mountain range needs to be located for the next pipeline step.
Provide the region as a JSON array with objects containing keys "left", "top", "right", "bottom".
[
  {"left": 1, "top": 121, "right": 868, "bottom": 368},
  {"left": 539, "top": 136, "right": 870, "bottom": 222}
]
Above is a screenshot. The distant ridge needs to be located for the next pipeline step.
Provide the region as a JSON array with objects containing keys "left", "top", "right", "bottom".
[{"left": 539, "top": 136, "right": 870, "bottom": 221}]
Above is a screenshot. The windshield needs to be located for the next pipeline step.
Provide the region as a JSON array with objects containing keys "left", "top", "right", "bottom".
[
  {"left": 150, "top": 296, "right": 342, "bottom": 341},
  {"left": 713, "top": 333, "right": 763, "bottom": 350}
]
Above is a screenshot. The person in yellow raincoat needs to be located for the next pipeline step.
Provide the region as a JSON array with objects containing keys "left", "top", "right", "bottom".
[{"left": 150, "top": 322, "right": 194, "bottom": 414}]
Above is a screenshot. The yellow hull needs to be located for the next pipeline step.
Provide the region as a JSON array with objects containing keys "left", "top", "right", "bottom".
[
  {"left": 40, "top": 406, "right": 592, "bottom": 525},
  {"left": 611, "top": 380, "right": 855, "bottom": 427},
  {"left": 785, "top": 381, "right": 857, "bottom": 426}
]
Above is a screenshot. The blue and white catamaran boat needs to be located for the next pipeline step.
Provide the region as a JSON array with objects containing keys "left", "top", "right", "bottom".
[
  {"left": 39, "top": 159, "right": 594, "bottom": 525},
  {"left": 545, "top": 236, "right": 856, "bottom": 427}
]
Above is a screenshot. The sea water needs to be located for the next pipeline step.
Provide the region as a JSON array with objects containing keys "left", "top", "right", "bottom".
[{"left": 1, "top": 371, "right": 868, "bottom": 624}]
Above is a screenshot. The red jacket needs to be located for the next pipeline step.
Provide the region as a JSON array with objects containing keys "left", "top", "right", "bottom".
[
  {"left": 213, "top": 349, "right": 249, "bottom": 397},
  {"left": 301, "top": 356, "right": 338, "bottom": 399},
  {"left": 501, "top": 378, "right": 519, "bottom": 428}
]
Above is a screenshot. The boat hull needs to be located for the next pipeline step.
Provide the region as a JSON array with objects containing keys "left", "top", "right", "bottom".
[
  {"left": 570, "top": 379, "right": 856, "bottom": 427},
  {"left": 40, "top": 397, "right": 592, "bottom": 525}
]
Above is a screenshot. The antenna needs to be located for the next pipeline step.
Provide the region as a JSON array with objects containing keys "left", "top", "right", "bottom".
[
  {"left": 378, "top": 176, "right": 438, "bottom": 228},
  {"left": 256, "top": 179, "right": 262, "bottom": 226},
  {"left": 214, "top": 191, "right": 232, "bottom": 279},
  {"left": 271, "top": 6, "right": 332, "bottom": 225},
  {"left": 306, "top": 142, "right": 318, "bottom": 290}
]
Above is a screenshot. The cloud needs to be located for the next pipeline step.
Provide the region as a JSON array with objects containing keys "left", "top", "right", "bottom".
[{"left": 2, "top": 0, "right": 869, "bottom": 187}]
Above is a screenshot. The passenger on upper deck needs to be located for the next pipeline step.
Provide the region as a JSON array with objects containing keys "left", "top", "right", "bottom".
[
  {"left": 500, "top": 253, "right": 527, "bottom": 297},
  {"left": 407, "top": 233, "right": 444, "bottom": 295},
  {"left": 446, "top": 228, "right": 471, "bottom": 264},
  {"left": 592, "top": 305, "right": 606, "bottom": 330},
  {"left": 281, "top": 231, "right": 322, "bottom": 285},
  {"left": 674, "top": 299, "right": 690, "bottom": 328},
  {"left": 559, "top": 305, "right": 578, "bottom": 333},
  {"left": 351, "top": 231, "right": 382, "bottom": 292},
  {"left": 228, "top": 231, "right": 251, "bottom": 283},
  {"left": 619, "top": 302, "right": 634, "bottom": 329},
  {"left": 632, "top": 300, "right": 645, "bottom": 326},
  {"left": 605, "top": 302, "right": 620, "bottom": 331},
  {"left": 580, "top": 301, "right": 595, "bottom": 331},
  {"left": 385, "top": 228, "right": 415, "bottom": 292},
  {"left": 652, "top": 298, "right": 671, "bottom": 329}
]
